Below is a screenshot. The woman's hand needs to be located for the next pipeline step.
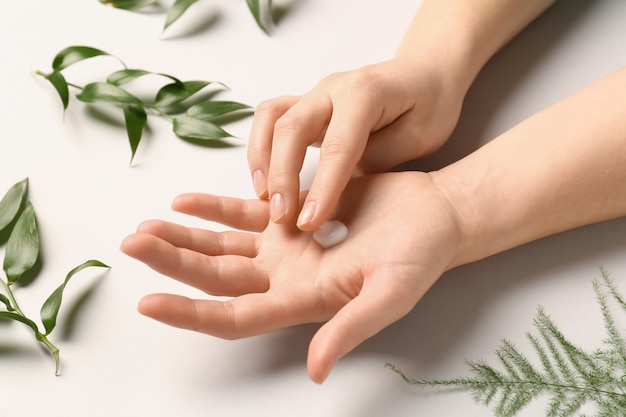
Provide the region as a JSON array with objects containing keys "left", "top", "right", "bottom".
[
  {"left": 121, "top": 172, "right": 462, "bottom": 383},
  {"left": 248, "top": 57, "right": 465, "bottom": 230}
]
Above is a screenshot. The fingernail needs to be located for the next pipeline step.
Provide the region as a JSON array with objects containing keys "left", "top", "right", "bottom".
[
  {"left": 253, "top": 169, "right": 267, "bottom": 198},
  {"left": 270, "top": 193, "right": 286, "bottom": 222},
  {"left": 297, "top": 201, "right": 317, "bottom": 227}
]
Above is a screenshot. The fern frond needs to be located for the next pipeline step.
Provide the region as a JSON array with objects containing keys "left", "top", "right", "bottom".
[{"left": 389, "top": 269, "right": 626, "bottom": 416}]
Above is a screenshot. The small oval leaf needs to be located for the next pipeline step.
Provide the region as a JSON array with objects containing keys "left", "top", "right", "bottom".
[
  {"left": 246, "top": 0, "right": 274, "bottom": 34},
  {"left": 107, "top": 69, "right": 182, "bottom": 87},
  {"left": 76, "top": 82, "right": 143, "bottom": 106},
  {"left": 107, "top": 69, "right": 151, "bottom": 86},
  {"left": 100, "top": 0, "right": 158, "bottom": 10},
  {"left": 173, "top": 116, "right": 234, "bottom": 143},
  {"left": 0, "top": 294, "right": 14, "bottom": 311},
  {"left": 163, "top": 0, "right": 199, "bottom": 31},
  {"left": 3, "top": 202, "right": 39, "bottom": 284},
  {"left": 0, "top": 178, "right": 28, "bottom": 234},
  {"left": 123, "top": 104, "right": 148, "bottom": 164},
  {"left": 186, "top": 101, "right": 252, "bottom": 121},
  {"left": 40, "top": 260, "right": 110, "bottom": 335},
  {"left": 41, "top": 71, "right": 70, "bottom": 110},
  {"left": 52, "top": 46, "right": 114, "bottom": 72},
  {"left": 0, "top": 311, "right": 40, "bottom": 334},
  {"left": 155, "top": 80, "right": 211, "bottom": 108}
]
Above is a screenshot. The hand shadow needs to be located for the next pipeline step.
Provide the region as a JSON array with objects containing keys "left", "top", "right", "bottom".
[
  {"left": 398, "top": 0, "right": 599, "bottom": 173},
  {"left": 184, "top": 0, "right": 613, "bottom": 395}
]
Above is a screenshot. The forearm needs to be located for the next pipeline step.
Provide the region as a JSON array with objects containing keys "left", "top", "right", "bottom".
[
  {"left": 396, "top": 0, "right": 556, "bottom": 94},
  {"left": 433, "top": 66, "right": 626, "bottom": 268}
]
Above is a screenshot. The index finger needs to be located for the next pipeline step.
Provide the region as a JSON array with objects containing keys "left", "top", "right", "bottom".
[{"left": 296, "top": 98, "right": 375, "bottom": 231}]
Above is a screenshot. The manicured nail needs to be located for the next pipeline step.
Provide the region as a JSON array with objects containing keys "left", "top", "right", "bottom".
[
  {"left": 253, "top": 169, "right": 267, "bottom": 198},
  {"left": 270, "top": 193, "right": 286, "bottom": 222},
  {"left": 297, "top": 201, "right": 317, "bottom": 227}
]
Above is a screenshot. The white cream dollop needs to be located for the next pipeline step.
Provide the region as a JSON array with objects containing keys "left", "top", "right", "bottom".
[{"left": 312, "top": 220, "right": 349, "bottom": 249}]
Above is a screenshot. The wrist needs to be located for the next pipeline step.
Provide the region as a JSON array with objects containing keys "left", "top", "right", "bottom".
[{"left": 394, "top": 4, "right": 489, "bottom": 97}]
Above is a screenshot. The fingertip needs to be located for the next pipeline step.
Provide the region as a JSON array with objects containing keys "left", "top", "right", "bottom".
[
  {"left": 307, "top": 340, "right": 338, "bottom": 384},
  {"left": 171, "top": 193, "right": 194, "bottom": 211},
  {"left": 253, "top": 169, "right": 268, "bottom": 199},
  {"left": 296, "top": 200, "right": 318, "bottom": 231},
  {"left": 307, "top": 324, "right": 343, "bottom": 384},
  {"left": 119, "top": 232, "right": 142, "bottom": 256},
  {"left": 137, "top": 293, "right": 162, "bottom": 316},
  {"left": 296, "top": 199, "right": 333, "bottom": 232},
  {"left": 269, "top": 192, "right": 291, "bottom": 223}
]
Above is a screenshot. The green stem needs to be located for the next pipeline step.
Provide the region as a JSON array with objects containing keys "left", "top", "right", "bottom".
[
  {"left": 1, "top": 277, "right": 61, "bottom": 375},
  {"left": 1, "top": 278, "right": 26, "bottom": 317},
  {"left": 36, "top": 332, "right": 61, "bottom": 376},
  {"left": 66, "top": 81, "right": 84, "bottom": 90},
  {"left": 144, "top": 103, "right": 173, "bottom": 120}
]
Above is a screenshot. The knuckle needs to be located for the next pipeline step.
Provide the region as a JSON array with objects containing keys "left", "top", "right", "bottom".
[
  {"left": 255, "top": 96, "right": 292, "bottom": 117},
  {"left": 320, "top": 135, "right": 350, "bottom": 160},
  {"left": 254, "top": 99, "right": 277, "bottom": 117},
  {"left": 273, "top": 111, "right": 306, "bottom": 137},
  {"left": 343, "top": 68, "right": 385, "bottom": 97},
  {"left": 268, "top": 164, "right": 294, "bottom": 186}
]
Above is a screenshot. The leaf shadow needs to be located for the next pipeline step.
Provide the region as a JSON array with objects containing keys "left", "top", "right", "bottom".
[
  {"left": 57, "top": 277, "right": 106, "bottom": 342},
  {"left": 194, "top": 0, "right": 611, "bottom": 396},
  {"left": 397, "top": 0, "right": 598, "bottom": 173},
  {"left": 161, "top": 10, "right": 223, "bottom": 40},
  {"left": 160, "top": 88, "right": 231, "bottom": 115},
  {"left": 203, "top": 109, "right": 255, "bottom": 125},
  {"left": 0, "top": 342, "right": 39, "bottom": 359},
  {"left": 0, "top": 220, "right": 15, "bottom": 246},
  {"left": 84, "top": 105, "right": 154, "bottom": 149},
  {"left": 272, "top": 0, "right": 307, "bottom": 25},
  {"left": 111, "top": 2, "right": 168, "bottom": 14},
  {"left": 85, "top": 105, "right": 126, "bottom": 129},
  {"left": 177, "top": 136, "right": 243, "bottom": 148}
]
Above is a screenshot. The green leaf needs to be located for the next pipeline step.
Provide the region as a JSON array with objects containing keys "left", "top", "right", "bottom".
[
  {"left": 100, "top": 0, "right": 158, "bottom": 10},
  {"left": 51, "top": 46, "right": 115, "bottom": 72},
  {"left": 155, "top": 80, "right": 211, "bottom": 108},
  {"left": 0, "top": 311, "right": 40, "bottom": 334},
  {"left": 246, "top": 0, "right": 274, "bottom": 34},
  {"left": 123, "top": 104, "right": 147, "bottom": 164},
  {"left": 0, "top": 294, "right": 13, "bottom": 311},
  {"left": 0, "top": 178, "right": 28, "bottom": 234},
  {"left": 107, "top": 69, "right": 182, "bottom": 87},
  {"left": 186, "top": 101, "right": 252, "bottom": 121},
  {"left": 173, "top": 116, "right": 234, "bottom": 143},
  {"left": 40, "top": 260, "right": 110, "bottom": 335},
  {"left": 76, "top": 82, "right": 143, "bottom": 106},
  {"left": 3, "top": 202, "right": 39, "bottom": 284},
  {"left": 41, "top": 71, "right": 70, "bottom": 110},
  {"left": 163, "top": 0, "right": 199, "bottom": 31},
  {"left": 106, "top": 69, "right": 152, "bottom": 86}
]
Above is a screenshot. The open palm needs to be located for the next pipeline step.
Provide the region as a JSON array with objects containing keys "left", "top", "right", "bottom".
[{"left": 121, "top": 171, "right": 461, "bottom": 382}]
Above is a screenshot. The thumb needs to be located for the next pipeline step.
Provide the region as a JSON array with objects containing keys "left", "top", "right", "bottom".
[{"left": 306, "top": 269, "right": 424, "bottom": 383}]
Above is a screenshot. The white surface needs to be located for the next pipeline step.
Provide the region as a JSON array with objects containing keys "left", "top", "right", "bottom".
[{"left": 1, "top": 1, "right": 625, "bottom": 416}]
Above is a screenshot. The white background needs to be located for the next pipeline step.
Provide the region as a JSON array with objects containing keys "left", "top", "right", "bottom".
[{"left": 1, "top": 1, "right": 625, "bottom": 416}]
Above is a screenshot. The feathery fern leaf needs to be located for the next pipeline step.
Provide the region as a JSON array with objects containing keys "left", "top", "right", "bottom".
[{"left": 388, "top": 268, "right": 626, "bottom": 416}]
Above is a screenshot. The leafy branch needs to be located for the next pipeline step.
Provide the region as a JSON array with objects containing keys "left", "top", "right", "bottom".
[
  {"left": 388, "top": 269, "right": 626, "bottom": 416},
  {"left": 100, "top": 0, "right": 275, "bottom": 35},
  {"left": 36, "top": 45, "right": 253, "bottom": 164},
  {"left": 0, "top": 178, "right": 110, "bottom": 375}
]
